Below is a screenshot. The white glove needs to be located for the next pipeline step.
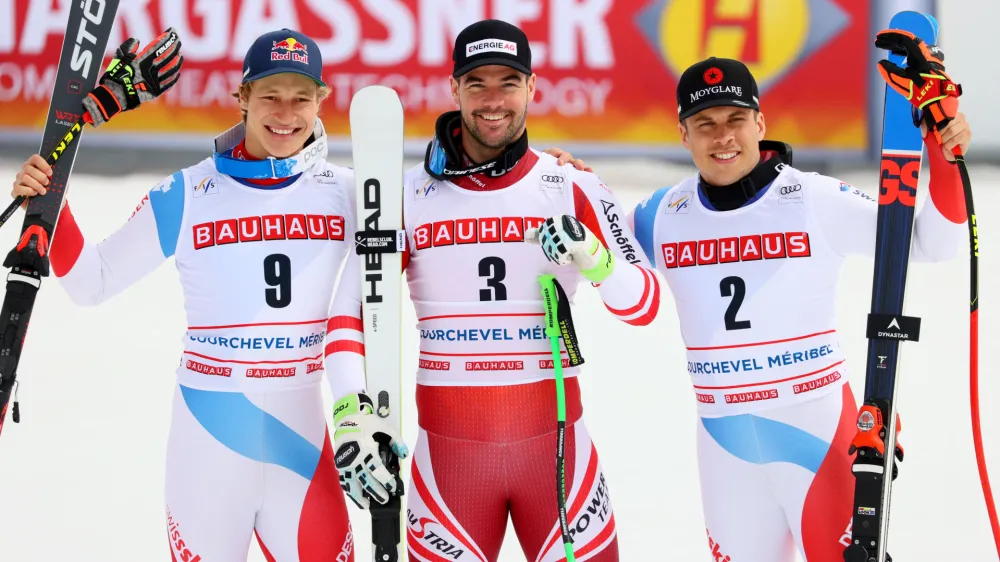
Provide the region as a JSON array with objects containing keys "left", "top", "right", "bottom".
[
  {"left": 333, "top": 392, "right": 409, "bottom": 509},
  {"left": 525, "top": 215, "right": 615, "bottom": 283}
]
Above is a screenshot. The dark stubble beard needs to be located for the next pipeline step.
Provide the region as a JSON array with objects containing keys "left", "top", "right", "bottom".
[{"left": 462, "top": 107, "right": 528, "bottom": 153}]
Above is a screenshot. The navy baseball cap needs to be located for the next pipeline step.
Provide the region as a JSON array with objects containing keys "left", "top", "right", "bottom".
[
  {"left": 242, "top": 29, "right": 325, "bottom": 87},
  {"left": 677, "top": 57, "right": 759, "bottom": 120},
  {"left": 453, "top": 20, "right": 532, "bottom": 78}
]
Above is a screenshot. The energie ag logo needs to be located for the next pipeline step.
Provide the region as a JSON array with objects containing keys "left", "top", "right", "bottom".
[{"left": 635, "top": 0, "right": 850, "bottom": 91}]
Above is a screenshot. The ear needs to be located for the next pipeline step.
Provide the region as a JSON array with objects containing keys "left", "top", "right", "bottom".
[
  {"left": 239, "top": 89, "right": 250, "bottom": 113},
  {"left": 450, "top": 76, "right": 460, "bottom": 106},
  {"left": 526, "top": 73, "right": 537, "bottom": 103},
  {"left": 678, "top": 119, "right": 691, "bottom": 150},
  {"left": 756, "top": 111, "right": 766, "bottom": 141}
]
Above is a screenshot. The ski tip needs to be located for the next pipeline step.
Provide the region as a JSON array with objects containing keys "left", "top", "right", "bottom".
[
  {"left": 349, "top": 85, "right": 402, "bottom": 107},
  {"left": 886, "top": 11, "right": 939, "bottom": 66},
  {"left": 924, "top": 13, "right": 940, "bottom": 37},
  {"left": 348, "top": 85, "right": 404, "bottom": 123}
]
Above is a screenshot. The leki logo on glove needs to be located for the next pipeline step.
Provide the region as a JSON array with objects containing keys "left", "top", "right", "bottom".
[{"left": 272, "top": 37, "right": 309, "bottom": 64}]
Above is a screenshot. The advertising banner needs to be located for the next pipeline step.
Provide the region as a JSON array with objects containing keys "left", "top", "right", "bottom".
[{"left": 0, "top": 0, "right": 870, "bottom": 155}]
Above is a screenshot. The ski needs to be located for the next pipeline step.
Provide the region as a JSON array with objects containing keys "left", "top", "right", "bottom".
[
  {"left": 843, "top": 11, "right": 938, "bottom": 562},
  {"left": 0, "top": 0, "right": 121, "bottom": 434},
  {"left": 350, "top": 85, "right": 407, "bottom": 561}
]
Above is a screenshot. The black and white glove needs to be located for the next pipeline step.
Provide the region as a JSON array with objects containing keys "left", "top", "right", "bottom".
[
  {"left": 333, "top": 392, "right": 409, "bottom": 509},
  {"left": 82, "top": 28, "right": 183, "bottom": 127},
  {"left": 525, "top": 215, "right": 616, "bottom": 283}
]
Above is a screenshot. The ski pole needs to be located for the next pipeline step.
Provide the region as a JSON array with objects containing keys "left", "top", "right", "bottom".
[{"left": 539, "top": 274, "right": 576, "bottom": 562}]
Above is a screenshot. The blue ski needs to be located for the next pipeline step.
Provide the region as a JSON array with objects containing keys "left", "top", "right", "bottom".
[{"left": 844, "top": 11, "right": 939, "bottom": 562}]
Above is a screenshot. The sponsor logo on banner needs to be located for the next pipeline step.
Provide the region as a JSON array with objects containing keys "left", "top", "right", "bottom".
[
  {"left": 636, "top": 0, "right": 850, "bottom": 91},
  {"left": 1, "top": 0, "right": 870, "bottom": 152},
  {"left": 661, "top": 232, "right": 811, "bottom": 268}
]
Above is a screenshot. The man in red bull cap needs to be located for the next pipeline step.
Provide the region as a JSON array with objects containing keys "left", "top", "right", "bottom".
[{"left": 11, "top": 27, "right": 373, "bottom": 561}]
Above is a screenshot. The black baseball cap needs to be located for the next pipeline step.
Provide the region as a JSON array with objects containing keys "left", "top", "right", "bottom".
[
  {"left": 452, "top": 20, "right": 532, "bottom": 78},
  {"left": 242, "top": 29, "right": 325, "bottom": 87},
  {"left": 676, "top": 57, "right": 759, "bottom": 121}
]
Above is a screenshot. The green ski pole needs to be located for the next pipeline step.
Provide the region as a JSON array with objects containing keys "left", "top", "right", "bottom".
[{"left": 539, "top": 274, "right": 576, "bottom": 562}]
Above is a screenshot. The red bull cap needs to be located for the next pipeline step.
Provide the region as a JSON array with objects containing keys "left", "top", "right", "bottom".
[{"left": 242, "top": 28, "right": 325, "bottom": 86}]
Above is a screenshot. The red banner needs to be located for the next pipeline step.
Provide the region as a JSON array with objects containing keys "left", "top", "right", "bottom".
[{"left": 0, "top": 0, "right": 870, "bottom": 151}]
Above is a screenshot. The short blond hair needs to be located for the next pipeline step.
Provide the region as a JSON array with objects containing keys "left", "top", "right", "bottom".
[{"left": 232, "top": 80, "right": 331, "bottom": 122}]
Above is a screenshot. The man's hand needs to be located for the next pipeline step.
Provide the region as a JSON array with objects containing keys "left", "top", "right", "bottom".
[
  {"left": 11, "top": 154, "right": 51, "bottom": 208},
  {"left": 543, "top": 147, "right": 592, "bottom": 172},
  {"left": 82, "top": 28, "right": 184, "bottom": 127},
  {"left": 922, "top": 111, "right": 971, "bottom": 162}
]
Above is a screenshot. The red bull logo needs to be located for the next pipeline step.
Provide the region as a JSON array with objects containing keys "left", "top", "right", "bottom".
[
  {"left": 634, "top": 0, "right": 851, "bottom": 92},
  {"left": 271, "top": 37, "right": 309, "bottom": 64}
]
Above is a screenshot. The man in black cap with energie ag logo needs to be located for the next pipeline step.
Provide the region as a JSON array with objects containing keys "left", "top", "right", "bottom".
[
  {"left": 625, "top": 45, "right": 973, "bottom": 561},
  {"left": 347, "top": 17, "right": 664, "bottom": 562}
]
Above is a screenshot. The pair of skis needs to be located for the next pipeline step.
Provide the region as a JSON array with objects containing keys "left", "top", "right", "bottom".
[{"left": 846, "top": 10, "right": 999, "bottom": 561}]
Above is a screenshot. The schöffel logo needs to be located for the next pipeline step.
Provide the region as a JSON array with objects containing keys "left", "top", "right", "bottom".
[
  {"left": 661, "top": 232, "right": 811, "bottom": 268},
  {"left": 193, "top": 214, "right": 345, "bottom": 250},
  {"left": 466, "top": 38, "right": 517, "bottom": 56},
  {"left": 414, "top": 216, "right": 545, "bottom": 249}
]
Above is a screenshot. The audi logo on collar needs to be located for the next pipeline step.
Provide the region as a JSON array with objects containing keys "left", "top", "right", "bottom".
[
  {"left": 779, "top": 184, "right": 802, "bottom": 195},
  {"left": 541, "top": 174, "right": 564, "bottom": 183}
]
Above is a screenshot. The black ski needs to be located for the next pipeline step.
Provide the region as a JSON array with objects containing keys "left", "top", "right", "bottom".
[{"left": 0, "top": 0, "right": 121, "bottom": 434}]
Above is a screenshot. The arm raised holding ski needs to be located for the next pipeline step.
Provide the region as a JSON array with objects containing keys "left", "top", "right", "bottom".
[
  {"left": 10, "top": 30, "right": 186, "bottom": 305},
  {"left": 812, "top": 34, "right": 969, "bottom": 262}
]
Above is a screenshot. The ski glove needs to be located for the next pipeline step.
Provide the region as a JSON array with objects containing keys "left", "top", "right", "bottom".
[
  {"left": 82, "top": 28, "right": 184, "bottom": 128},
  {"left": 525, "top": 215, "right": 615, "bottom": 284},
  {"left": 875, "top": 29, "right": 962, "bottom": 144},
  {"left": 333, "top": 392, "right": 409, "bottom": 510}
]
